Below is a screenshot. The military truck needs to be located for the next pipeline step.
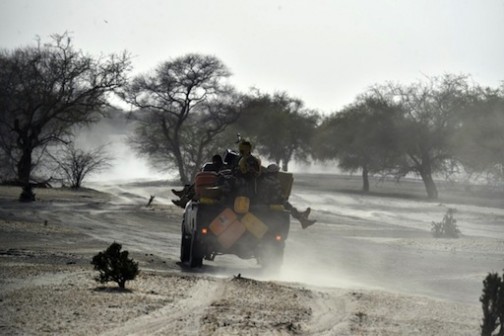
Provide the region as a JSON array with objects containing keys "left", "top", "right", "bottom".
[{"left": 179, "top": 150, "right": 293, "bottom": 269}]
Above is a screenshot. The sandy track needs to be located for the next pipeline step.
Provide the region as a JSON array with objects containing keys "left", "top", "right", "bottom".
[
  {"left": 1, "top": 177, "right": 499, "bottom": 335},
  {"left": 99, "top": 278, "right": 225, "bottom": 336}
]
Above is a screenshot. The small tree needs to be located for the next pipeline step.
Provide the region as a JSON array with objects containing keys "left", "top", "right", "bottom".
[
  {"left": 481, "top": 271, "right": 504, "bottom": 336},
  {"left": 51, "top": 143, "right": 112, "bottom": 189},
  {"left": 431, "top": 208, "right": 460, "bottom": 238},
  {"left": 91, "top": 242, "right": 139, "bottom": 289}
]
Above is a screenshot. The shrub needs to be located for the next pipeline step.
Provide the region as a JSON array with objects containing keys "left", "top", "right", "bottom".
[
  {"left": 91, "top": 242, "right": 139, "bottom": 289},
  {"left": 431, "top": 208, "right": 460, "bottom": 238},
  {"left": 480, "top": 271, "right": 504, "bottom": 336}
]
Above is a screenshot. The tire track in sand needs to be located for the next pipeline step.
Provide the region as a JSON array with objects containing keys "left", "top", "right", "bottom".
[{"left": 99, "top": 278, "right": 224, "bottom": 336}]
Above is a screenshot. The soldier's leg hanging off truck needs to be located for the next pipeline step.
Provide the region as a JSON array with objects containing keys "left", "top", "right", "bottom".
[{"left": 285, "top": 203, "right": 316, "bottom": 229}]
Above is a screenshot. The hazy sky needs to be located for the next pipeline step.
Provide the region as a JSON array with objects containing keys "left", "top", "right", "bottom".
[{"left": 1, "top": 0, "right": 503, "bottom": 114}]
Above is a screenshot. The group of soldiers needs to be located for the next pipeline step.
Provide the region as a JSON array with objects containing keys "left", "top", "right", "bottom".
[{"left": 171, "top": 140, "right": 316, "bottom": 229}]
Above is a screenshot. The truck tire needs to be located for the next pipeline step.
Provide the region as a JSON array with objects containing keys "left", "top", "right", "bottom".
[
  {"left": 180, "top": 221, "right": 191, "bottom": 262},
  {"left": 189, "top": 233, "right": 203, "bottom": 268}
]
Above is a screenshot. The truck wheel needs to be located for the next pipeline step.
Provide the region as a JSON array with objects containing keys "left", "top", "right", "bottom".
[
  {"left": 189, "top": 233, "right": 203, "bottom": 268},
  {"left": 180, "top": 222, "right": 191, "bottom": 262}
]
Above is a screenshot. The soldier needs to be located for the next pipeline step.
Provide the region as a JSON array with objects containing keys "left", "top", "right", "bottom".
[
  {"left": 258, "top": 163, "right": 316, "bottom": 229},
  {"left": 171, "top": 154, "right": 224, "bottom": 207},
  {"left": 202, "top": 154, "right": 225, "bottom": 172},
  {"left": 236, "top": 140, "right": 261, "bottom": 178}
]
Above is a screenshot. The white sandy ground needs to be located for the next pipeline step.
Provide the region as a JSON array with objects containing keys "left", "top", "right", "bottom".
[{"left": 0, "top": 174, "right": 503, "bottom": 335}]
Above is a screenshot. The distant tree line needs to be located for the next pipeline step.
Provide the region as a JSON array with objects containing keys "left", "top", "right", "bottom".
[
  {"left": 314, "top": 75, "right": 504, "bottom": 199},
  {"left": 0, "top": 33, "right": 503, "bottom": 201}
]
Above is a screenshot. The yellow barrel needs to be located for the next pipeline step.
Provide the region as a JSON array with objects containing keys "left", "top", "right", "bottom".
[
  {"left": 234, "top": 196, "right": 250, "bottom": 214},
  {"left": 242, "top": 212, "right": 268, "bottom": 239},
  {"left": 217, "top": 220, "right": 246, "bottom": 249}
]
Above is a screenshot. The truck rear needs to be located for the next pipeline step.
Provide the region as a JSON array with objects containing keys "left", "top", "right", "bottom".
[{"left": 180, "top": 168, "right": 293, "bottom": 270}]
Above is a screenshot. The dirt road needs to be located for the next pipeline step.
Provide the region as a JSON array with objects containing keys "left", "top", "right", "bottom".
[{"left": 1, "top": 175, "right": 502, "bottom": 335}]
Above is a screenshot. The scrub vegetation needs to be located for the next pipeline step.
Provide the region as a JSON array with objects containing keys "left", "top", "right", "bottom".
[
  {"left": 480, "top": 271, "right": 504, "bottom": 336},
  {"left": 431, "top": 208, "right": 460, "bottom": 238},
  {"left": 91, "top": 242, "right": 139, "bottom": 289}
]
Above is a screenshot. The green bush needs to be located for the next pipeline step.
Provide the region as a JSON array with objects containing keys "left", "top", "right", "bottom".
[
  {"left": 91, "top": 242, "right": 139, "bottom": 289},
  {"left": 481, "top": 271, "right": 504, "bottom": 336},
  {"left": 431, "top": 208, "right": 460, "bottom": 238}
]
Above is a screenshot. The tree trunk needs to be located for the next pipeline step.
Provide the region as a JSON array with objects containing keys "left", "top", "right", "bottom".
[
  {"left": 178, "top": 163, "right": 189, "bottom": 185},
  {"left": 362, "top": 166, "right": 370, "bottom": 193},
  {"left": 419, "top": 168, "right": 438, "bottom": 199},
  {"left": 173, "top": 141, "right": 189, "bottom": 184},
  {"left": 281, "top": 160, "right": 289, "bottom": 172},
  {"left": 282, "top": 151, "right": 294, "bottom": 172},
  {"left": 17, "top": 147, "right": 35, "bottom": 202}
]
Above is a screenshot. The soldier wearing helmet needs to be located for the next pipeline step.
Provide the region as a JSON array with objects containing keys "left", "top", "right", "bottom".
[{"left": 237, "top": 140, "right": 261, "bottom": 178}]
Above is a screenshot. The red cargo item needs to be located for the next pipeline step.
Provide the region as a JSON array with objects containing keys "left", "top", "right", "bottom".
[
  {"left": 195, "top": 172, "right": 218, "bottom": 197},
  {"left": 218, "top": 220, "right": 246, "bottom": 249},
  {"left": 209, "top": 208, "right": 237, "bottom": 236}
]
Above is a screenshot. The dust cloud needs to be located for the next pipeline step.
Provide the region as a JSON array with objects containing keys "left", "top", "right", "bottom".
[{"left": 72, "top": 111, "right": 166, "bottom": 183}]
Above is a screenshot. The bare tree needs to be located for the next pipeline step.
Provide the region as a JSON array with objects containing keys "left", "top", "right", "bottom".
[
  {"left": 50, "top": 143, "right": 112, "bottom": 189},
  {"left": 124, "top": 54, "right": 238, "bottom": 184},
  {"left": 0, "top": 33, "right": 130, "bottom": 200},
  {"left": 375, "top": 74, "right": 471, "bottom": 199}
]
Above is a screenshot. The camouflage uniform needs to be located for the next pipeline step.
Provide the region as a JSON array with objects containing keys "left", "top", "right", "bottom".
[
  {"left": 257, "top": 171, "right": 284, "bottom": 204},
  {"left": 258, "top": 164, "right": 316, "bottom": 229}
]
